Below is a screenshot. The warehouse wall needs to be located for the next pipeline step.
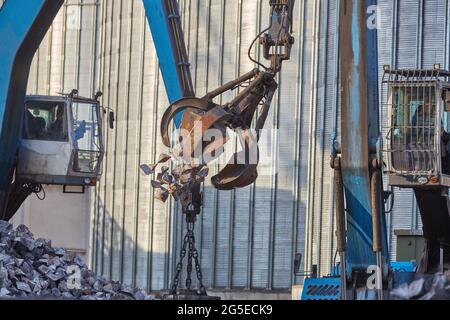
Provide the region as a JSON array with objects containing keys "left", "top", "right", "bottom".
[{"left": 25, "top": 0, "right": 450, "bottom": 293}]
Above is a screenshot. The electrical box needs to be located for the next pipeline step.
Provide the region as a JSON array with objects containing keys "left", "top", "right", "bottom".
[{"left": 395, "top": 229, "right": 426, "bottom": 263}]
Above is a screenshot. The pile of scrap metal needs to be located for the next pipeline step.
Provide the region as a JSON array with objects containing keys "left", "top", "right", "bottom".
[
  {"left": 0, "top": 221, "right": 155, "bottom": 300},
  {"left": 391, "top": 272, "right": 450, "bottom": 300}
]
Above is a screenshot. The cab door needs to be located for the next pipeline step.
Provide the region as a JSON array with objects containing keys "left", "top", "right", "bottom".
[
  {"left": 388, "top": 84, "right": 439, "bottom": 175},
  {"left": 67, "top": 99, "right": 104, "bottom": 179}
]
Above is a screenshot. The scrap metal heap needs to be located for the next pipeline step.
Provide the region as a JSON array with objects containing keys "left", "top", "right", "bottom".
[
  {"left": 0, "top": 221, "right": 155, "bottom": 300},
  {"left": 391, "top": 272, "right": 450, "bottom": 300}
]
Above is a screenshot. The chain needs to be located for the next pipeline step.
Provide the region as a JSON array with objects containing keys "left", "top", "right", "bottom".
[
  {"left": 169, "top": 215, "right": 207, "bottom": 296},
  {"left": 191, "top": 230, "right": 207, "bottom": 295},
  {"left": 169, "top": 232, "right": 189, "bottom": 294},
  {"left": 185, "top": 222, "right": 194, "bottom": 290}
]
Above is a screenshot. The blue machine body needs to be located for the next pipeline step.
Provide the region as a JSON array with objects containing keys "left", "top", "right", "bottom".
[
  {"left": 304, "top": 0, "right": 389, "bottom": 300},
  {"left": 391, "top": 262, "right": 417, "bottom": 288},
  {"left": 340, "top": 0, "right": 389, "bottom": 272},
  {"left": 0, "top": 0, "right": 64, "bottom": 216},
  {"left": 301, "top": 277, "right": 342, "bottom": 301}
]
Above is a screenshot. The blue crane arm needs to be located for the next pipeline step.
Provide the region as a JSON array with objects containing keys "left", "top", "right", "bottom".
[
  {"left": 339, "top": 0, "right": 388, "bottom": 272},
  {"left": 0, "top": 0, "right": 64, "bottom": 216},
  {"left": 142, "top": 0, "right": 194, "bottom": 128}
]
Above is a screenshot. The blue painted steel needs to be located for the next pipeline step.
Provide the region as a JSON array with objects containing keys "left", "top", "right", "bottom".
[
  {"left": 390, "top": 261, "right": 417, "bottom": 273},
  {"left": 340, "top": 0, "right": 388, "bottom": 272},
  {"left": 391, "top": 262, "right": 417, "bottom": 288},
  {"left": 0, "top": 0, "right": 64, "bottom": 214},
  {"left": 301, "top": 277, "right": 342, "bottom": 300},
  {"left": 331, "top": 262, "right": 350, "bottom": 277},
  {"left": 142, "top": 0, "right": 191, "bottom": 127},
  {"left": 392, "top": 271, "right": 415, "bottom": 289}
]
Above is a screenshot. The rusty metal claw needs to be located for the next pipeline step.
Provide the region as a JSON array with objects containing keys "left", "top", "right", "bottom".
[
  {"left": 160, "top": 97, "right": 232, "bottom": 165},
  {"left": 211, "top": 129, "right": 259, "bottom": 190},
  {"left": 211, "top": 162, "right": 258, "bottom": 190},
  {"left": 160, "top": 98, "right": 213, "bottom": 148}
]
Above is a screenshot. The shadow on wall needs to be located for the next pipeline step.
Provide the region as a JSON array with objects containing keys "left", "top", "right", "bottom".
[
  {"left": 90, "top": 184, "right": 313, "bottom": 293},
  {"left": 91, "top": 198, "right": 169, "bottom": 292}
]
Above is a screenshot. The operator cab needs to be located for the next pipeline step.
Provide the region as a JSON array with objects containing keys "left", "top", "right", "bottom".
[
  {"left": 383, "top": 65, "right": 450, "bottom": 188},
  {"left": 17, "top": 90, "right": 105, "bottom": 187}
]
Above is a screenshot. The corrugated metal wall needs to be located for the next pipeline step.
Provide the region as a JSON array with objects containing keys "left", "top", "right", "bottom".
[
  {"left": 27, "top": 0, "right": 450, "bottom": 292},
  {"left": 28, "top": 0, "right": 100, "bottom": 97}
]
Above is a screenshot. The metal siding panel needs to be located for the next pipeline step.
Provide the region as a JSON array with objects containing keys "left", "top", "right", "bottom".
[
  {"left": 212, "top": 0, "right": 239, "bottom": 289},
  {"left": 120, "top": 0, "right": 137, "bottom": 286},
  {"left": 301, "top": 0, "right": 316, "bottom": 278},
  {"left": 134, "top": 18, "right": 157, "bottom": 290},
  {"left": 320, "top": 0, "right": 337, "bottom": 277},
  {"left": 396, "top": 0, "right": 420, "bottom": 69},
  {"left": 251, "top": 1, "right": 274, "bottom": 289},
  {"left": 110, "top": 0, "right": 125, "bottom": 283},
  {"left": 422, "top": 0, "right": 446, "bottom": 68},
  {"left": 378, "top": 0, "right": 396, "bottom": 261},
  {"left": 229, "top": 0, "right": 256, "bottom": 289},
  {"left": 291, "top": 0, "right": 308, "bottom": 285},
  {"left": 199, "top": 0, "right": 224, "bottom": 288}
]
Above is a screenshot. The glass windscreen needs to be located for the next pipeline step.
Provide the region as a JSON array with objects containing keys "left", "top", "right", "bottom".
[
  {"left": 390, "top": 85, "right": 437, "bottom": 173},
  {"left": 24, "top": 101, "right": 68, "bottom": 141},
  {"left": 71, "top": 102, "right": 102, "bottom": 174}
]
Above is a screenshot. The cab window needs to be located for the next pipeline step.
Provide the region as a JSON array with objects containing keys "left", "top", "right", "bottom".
[
  {"left": 24, "top": 101, "right": 68, "bottom": 142},
  {"left": 391, "top": 85, "right": 436, "bottom": 145},
  {"left": 71, "top": 102, "right": 102, "bottom": 174}
]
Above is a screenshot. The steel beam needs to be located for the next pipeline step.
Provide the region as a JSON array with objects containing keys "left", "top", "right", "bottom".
[
  {"left": 339, "top": 0, "right": 388, "bottom": 272},
  {"left": 0, "top": 0, "right": 64, "bottom": 218},
  {"left": 142, "top": 0, "right": 194, "bottom": 127}
]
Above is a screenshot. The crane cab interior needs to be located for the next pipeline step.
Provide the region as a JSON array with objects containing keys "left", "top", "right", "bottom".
[
  {"left": 384, "top": 66, "right": 450, "bottom": 189},
  {"left": 16, "top": 91, "right": 105, "bottom": 187}
]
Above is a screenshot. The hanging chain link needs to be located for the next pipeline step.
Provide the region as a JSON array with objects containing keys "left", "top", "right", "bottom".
[
  {"left": 169, "top": 214, "right": 207, "bottom": 296},
  {"left": 185, "top": 222, "right": 194, "bottom": 290},
  {"left": 169, "top": 231, "right": 190, "bottom": 295}
]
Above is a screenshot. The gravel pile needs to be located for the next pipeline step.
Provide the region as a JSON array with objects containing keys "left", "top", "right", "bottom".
[
  {"left": 391, "top": 271, "right": 450, "bottom": 300},
  {"left": 0, "top": 221, "right": 155, "bottom": 300}
]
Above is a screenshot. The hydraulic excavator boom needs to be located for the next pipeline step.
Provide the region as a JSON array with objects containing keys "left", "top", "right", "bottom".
[{"left": 302, "top": 0, "right": 389, "bottom": 300}]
